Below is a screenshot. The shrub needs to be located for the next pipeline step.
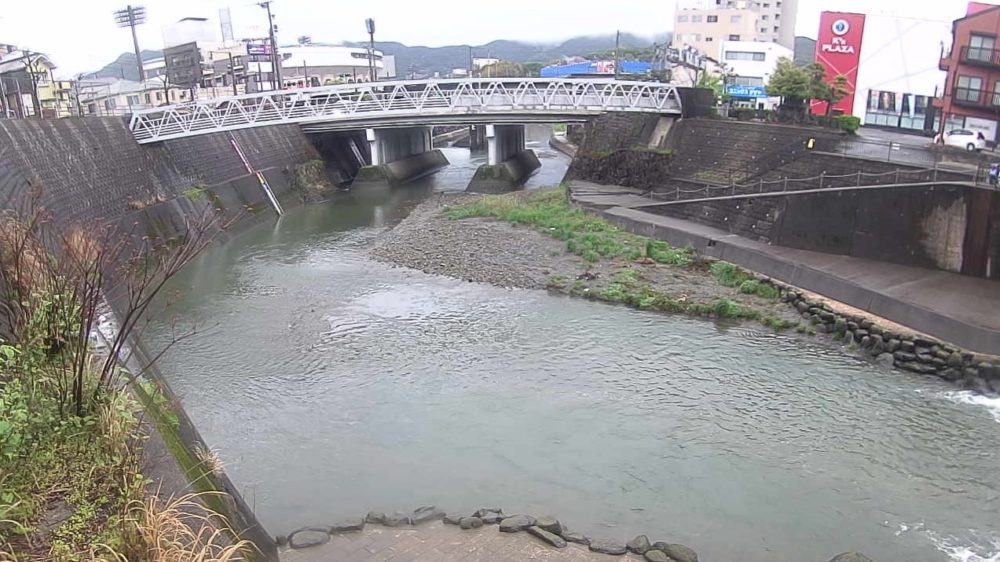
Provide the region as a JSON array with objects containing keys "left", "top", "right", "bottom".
[
  {"left": 713, "top": 299, "right": 744, "bottom": 318},
  {"left": 836, "top": 115, "right": 862, "bottom": 134}
]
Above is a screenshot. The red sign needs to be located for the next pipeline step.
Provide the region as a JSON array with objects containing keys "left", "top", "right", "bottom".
[{"left": 811, "top": 12, "right": 866, "bottom": 116}]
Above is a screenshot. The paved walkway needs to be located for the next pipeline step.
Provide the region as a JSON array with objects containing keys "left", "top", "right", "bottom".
[
  {"left": 280, "top": 522, "right": 642, "bottom": 562},
  {"left": 570, "top": 182, "right": 1000, "bottom": 356}
]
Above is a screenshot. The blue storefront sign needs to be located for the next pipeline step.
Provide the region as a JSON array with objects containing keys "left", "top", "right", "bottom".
[{"left": 726, "top": 84, "right": 768, "bottom": 98}]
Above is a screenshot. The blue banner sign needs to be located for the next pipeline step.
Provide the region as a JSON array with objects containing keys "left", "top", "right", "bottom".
[{"left": 726, "top": 84, "right": 768, "bottom": 98}]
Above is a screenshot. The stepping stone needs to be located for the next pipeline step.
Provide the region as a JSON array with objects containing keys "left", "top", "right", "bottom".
[
  {"left": 499, "top": 514, "right": 536, "bottom": 533},
  {"left": 628, "top": 534, "right": 651, "bottom": 554},
  {"left": 459, "top": 516, "right": 483, "bottom": 530},
  {"left": 589, "top": 539, "right": 627, "bottom": 555},
  {"left": 527, "top": 526, "right": 567, "bottom": 548}
]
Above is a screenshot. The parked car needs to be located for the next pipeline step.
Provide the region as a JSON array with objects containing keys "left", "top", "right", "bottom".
[{"left": 935, "top": 129, "right": 986, "bottom": 151}]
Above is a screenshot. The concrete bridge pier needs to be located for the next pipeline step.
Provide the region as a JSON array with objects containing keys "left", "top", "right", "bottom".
[
  {"left": 469, "top": 125, "right": 487, "bottom": 151},
  {"left": 351, "top": 126, "right": 449, "bottom": 189},
  {"left": 467, "top": 124, "right": 541, "bottom": 193}
]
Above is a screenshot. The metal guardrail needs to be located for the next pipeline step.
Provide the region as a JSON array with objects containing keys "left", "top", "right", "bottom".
[
  {"left": 127, "top": 78, "right": 683, "bottom": 143},
  {"left": 660, "top": 167, "right": 987, "bottom": 203}
]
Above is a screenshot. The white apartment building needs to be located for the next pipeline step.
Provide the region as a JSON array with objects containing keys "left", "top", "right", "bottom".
[
  {"left": 674, "top": 0, "right": 799, "bottom": 59},
  {"left": 720, "top": 40, "right": 793, "bottom": 109}
]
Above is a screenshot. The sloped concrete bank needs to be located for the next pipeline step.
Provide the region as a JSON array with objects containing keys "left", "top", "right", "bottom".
[{"left": 0, "top": 117, "right": 333, "bottom": 561}]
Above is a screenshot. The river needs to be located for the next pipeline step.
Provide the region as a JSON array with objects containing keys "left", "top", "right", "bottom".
[{"left": 145, "top": 128, "right": 1000, "bottom": 562}]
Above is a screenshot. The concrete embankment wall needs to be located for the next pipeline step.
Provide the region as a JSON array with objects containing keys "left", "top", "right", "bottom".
[
  {"left": 646, "top": 182, "right": 1000, "bottom": 278},
  {"left": 566, "top": 115, "right": 843, "bottom": 189},
  {"left": 0, "top": 117, "right": 323, "bottom": 560},
  {"left": 0, "top": 117, "right": 320, "bottom": 229}
]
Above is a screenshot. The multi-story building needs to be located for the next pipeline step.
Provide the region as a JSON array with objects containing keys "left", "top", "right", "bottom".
[
  {"left": 0, "top": 48, "right": 73, "bottom": 118},
  {"left": 810, "top": 11, "right": 949, "bottom": 133},
  {"left": 673, "top": 0, "right": 799, "bottom": 59},
  {"left": 720, "top": 40, "right": 792, "bottom": 109},
  {"left": 937, "top": 3, "right": 1000, "bottom": 142}
]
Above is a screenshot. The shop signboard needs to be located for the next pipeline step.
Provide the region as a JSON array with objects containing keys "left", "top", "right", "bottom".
[{"left": 811, "top": 12, "right": 866, "bottom": 115}]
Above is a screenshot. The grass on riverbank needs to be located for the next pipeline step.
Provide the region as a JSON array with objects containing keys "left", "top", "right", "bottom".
[
  {"left": 0, "top": 210, "right": 250, "bottom": 561},
  {"left": 445, "top": 188, "right": 694, "bottom": 265},
  {"left": 446, "top": 187, "right": 798, "bottom": 331}
]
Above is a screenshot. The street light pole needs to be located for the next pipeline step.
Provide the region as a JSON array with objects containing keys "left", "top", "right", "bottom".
[
  {"left": 259, "top": 1, "right": 282, "bottom": 90},
  {"left": 365, "top": 18, "right": 376, "bottom": 82},
  {"left": 114, "top": 5, "right": 147, "bottom": 82}
]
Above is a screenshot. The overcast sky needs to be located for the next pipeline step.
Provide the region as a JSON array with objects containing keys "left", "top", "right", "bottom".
[{"left": 0, "top": 0, "right": 972, "bottom": 77}]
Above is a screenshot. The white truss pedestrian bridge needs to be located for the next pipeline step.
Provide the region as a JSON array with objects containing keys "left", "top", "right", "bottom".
[{"left": 127, "top": 78, "right": 683, "bottom": 143}]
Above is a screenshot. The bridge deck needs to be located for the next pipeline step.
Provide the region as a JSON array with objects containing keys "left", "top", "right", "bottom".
[{"left": 127, "top": 78, "right": 682, "bottom": 143}]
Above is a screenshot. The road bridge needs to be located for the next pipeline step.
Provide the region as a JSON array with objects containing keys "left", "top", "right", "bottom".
[{"left": 128, "top": 78, "right": 683, "bottom": 191}]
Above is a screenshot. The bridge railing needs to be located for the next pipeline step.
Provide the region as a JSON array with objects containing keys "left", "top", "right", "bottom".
[{"left": 127, "top": 78, "right": 683, "bottom": 143}]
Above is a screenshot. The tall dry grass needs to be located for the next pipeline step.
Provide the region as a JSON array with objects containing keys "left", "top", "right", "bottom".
[{"left": 96, "top": 493, "right": 252, "bottom": 562}]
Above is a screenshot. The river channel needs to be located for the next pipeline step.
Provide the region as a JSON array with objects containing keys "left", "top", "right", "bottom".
[{"left": 145, "top": 130, "right": 1000, "bottom": 562}]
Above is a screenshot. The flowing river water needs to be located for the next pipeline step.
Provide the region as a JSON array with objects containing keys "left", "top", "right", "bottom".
[{"left": 146, "top": 130, "right": 1000, "bottom": 562}]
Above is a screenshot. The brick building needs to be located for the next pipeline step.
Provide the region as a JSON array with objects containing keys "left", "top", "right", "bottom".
[{"left": 937, "top": 3, "right": 1000, "bottom": 141}]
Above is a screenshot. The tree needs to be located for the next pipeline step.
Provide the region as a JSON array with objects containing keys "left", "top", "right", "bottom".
[
  {"left": 522, "top": 62, "right": 544, "bottom": 77},
  {"left": 809, "top": 63, "right": 850, "bottom": 117},
  {"left": 767, "top": 57, "right": 812, "bottom": 113},
  {"left": 478, "top": 61, "right": 526, "bottom": 78},
  {"left": 768, "top": 58, "right": 851, "bottom": 119},
  {"left": 696, "top": 71, "right": 724, "bottom": 105}
]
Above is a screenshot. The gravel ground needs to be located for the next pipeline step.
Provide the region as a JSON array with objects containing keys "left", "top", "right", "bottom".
[{"left": 370, "top": 193, "right": 803, "bottom": 328}]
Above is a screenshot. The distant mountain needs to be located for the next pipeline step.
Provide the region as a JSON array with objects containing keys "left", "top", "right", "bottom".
[
  {"left": 87, "top": 50, "right": 163, "bottom": 81},
  {"left": 348, "top": 34, "right": 669, "bottom": 77},
  {"left": 85, "top": 34, "right": 672, "bottom": 81}
]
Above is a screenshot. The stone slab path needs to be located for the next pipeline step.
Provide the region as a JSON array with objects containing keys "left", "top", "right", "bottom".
[{"left": 280, "top": 521, "right": 644, "bottom": 562}]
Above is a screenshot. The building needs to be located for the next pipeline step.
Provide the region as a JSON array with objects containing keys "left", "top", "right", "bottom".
[
  {"left": 77, "top": 76, "right": 190, "bottom": 115},
  {"left": 0, "top": 48, "right": 73, "bottom": 118},
  {"left": 810, "top": 11, "right": 950, "bottom": 133},
  {"left": 720, "top": 40, "right": 792, "bottom": 109},
  {"left": 673, "top": 0, "right": 799, "bottom": 59},
  {"left": 279, "top": 44, "right": 389, "bottom": 86},
  {"left": 937, "top": 3, "right": 1000, "bottom": 141},
  {"left": 540, "top": 60, "right": 652, "bottom": 78}
]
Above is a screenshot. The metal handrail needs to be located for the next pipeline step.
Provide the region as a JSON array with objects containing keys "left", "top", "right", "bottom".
[
  {"left": 960, "top": 45, "right": 1000, "bottom": 66},
  {"left": 127, "top": 78, "right": 683, "bottom": 143}
]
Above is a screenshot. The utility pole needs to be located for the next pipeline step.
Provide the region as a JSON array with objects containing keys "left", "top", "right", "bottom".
[
  {"left": 259, "top": 1, "right": 282, "bottom": 90},
  {"left": 468, "top": 46, "right": 474, "bottom": 78},
  {"left": 114, "top": 5, "right": 147, "bottom": 82},
  {"left": 366, "top": 18, "right": 376, "bottom": 82},
  {"left": 614, "top": 30, "right": 621, "bottom": 79},
  {"left": 229, "top": 52, "right": 238, "bottom": 95}
]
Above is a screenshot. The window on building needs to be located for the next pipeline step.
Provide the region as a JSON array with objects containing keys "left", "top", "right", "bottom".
[
  {"left": 126, "top": 94, "right": 140, "bottom": 105},
  {"left": 732, "top": 76, "right": 765, "bottom": 86},
  {"left": 968, "top": 34, "right": 996, "bottom": 62},
  {"left": 774, "top": 26, "right": 779, "bottom": 32},
  {"left": 761, "top": 27, "right": 768, "bottom": 33},
  {"left": 776, "top": 1, "right": 781, "bottom": 5},
  {"left": 775, "top": 14, "right": 780, "bottom": 20},
  {"left": 729, "top": 34, "right": 741, "bottom": 41},
  {"left": 725, "top": 51, "right": 766, "bottom": 61},
  {"left": 707, "top": 15, "right": 718, "bottom": 22},
  {"left": 956, "top": 75, "right": 983, "bottom": 103},
  {"left": 169, "top": 91, "right": 176, "bottom": 101},
  {"left": 155, "top": 92, "right": 162, "bottom": 102},
  {"left": 706, "top": 36, "right": 714, "bottom": 42},
  {"left": 763, "top": 2, "right": 769, "bottom": 6},
  {"left": 691, "top": 15, "right": 703, "bottom": 22},
  {"left": 994, "top": 81, "right": 1000, "bottom": 106},
  {"left": 762, "top": 14, "right": 768, "bottom": 20},
  {"left": 731, "top": 15, "right": 742, "bottom": 23},
  {"left": 678, "top": 15, "right": 689, "bottom": 22}
]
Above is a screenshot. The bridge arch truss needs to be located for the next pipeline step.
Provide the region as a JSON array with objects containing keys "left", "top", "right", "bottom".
[{"left": 128, "top": 78, "right": 683, "bottom": 143}]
